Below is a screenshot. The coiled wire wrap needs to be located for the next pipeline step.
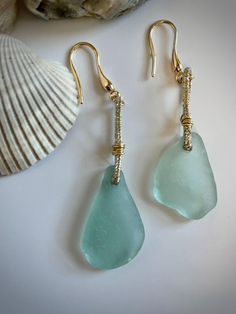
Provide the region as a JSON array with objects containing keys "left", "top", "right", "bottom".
[
  {"left": 181, "top": 67, "right": 193, "bottom": 151},
  {"left": 110, "top": 89, "right": 125, "bottom": 185}
]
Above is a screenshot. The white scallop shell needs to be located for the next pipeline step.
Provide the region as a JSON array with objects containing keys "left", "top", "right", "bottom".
[
  {"left": 0, "top": 0, "right": 17, "bottom": 33},
  {"left": 0, "top": 34, "right": 79, "bottom": 176}
]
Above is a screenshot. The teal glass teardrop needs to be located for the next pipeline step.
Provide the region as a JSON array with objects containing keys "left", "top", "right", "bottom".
[
  {"left": 81, "top": 166, "right": 145, "bottom": 269},
  {"left": 153, "top": 133, "right": 217, "bottom": 219}
]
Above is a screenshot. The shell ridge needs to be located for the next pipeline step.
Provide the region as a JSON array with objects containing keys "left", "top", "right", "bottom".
[
  {"left": 12, "top": 47, "right": 63, "bottom": 147},
  {"left": 0, "top": 146, "right": 11, "bottom": 175},
  {"left": 10, "top": 37, "right": 58, "bottom": 153},
  {"left": 5, "top": 36, "right": 45, "bottom": 162},
  {"left": 0, "top": 35, "right": 79, "bottom": 176},
  {"left": 0, "top": 120, "right": 18, "bottom": 175},
  {"left": 1, "top": 37, "right": 31, "bottom": 170},
  {"left": 18, "top": 47, "right": 73, "bottom": 134},
  {"left": 24, "top": 54, "right": 78, "bottom": 125},
  {"left": 0, "top": 93, "right": 20, "bottom": 174},
  {"left": 44, "top": 61, "right": 77, "bottom": 98},
  {"left": 7, "top": 35, "right": 75, "bottom": 132},
  {"left": 0, "top": 114, "right": 22, "bottom": 173},
  {"left": 15, "top": 40, "right": 68, "bottom": 141},
  {"left": 14, "top": 37, "right": 78, "bottom": 121}
]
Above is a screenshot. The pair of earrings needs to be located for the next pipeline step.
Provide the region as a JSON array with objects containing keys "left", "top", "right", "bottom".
[{"left": 68, "top": 20, "right": 217, "bottom": 270}]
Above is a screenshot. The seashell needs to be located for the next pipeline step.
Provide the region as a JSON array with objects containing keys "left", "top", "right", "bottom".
[
  {"left": 24, "top": 0, "right": 147, "bottom": 20},
  {"left": 0, "top": 34, "right": 79, "bottom": 176},
  {"left": 0, "top": 0, "right": 17, "bottom": 33}
]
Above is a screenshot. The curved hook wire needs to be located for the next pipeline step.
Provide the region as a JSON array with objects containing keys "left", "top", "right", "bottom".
[
  {"left": 148, "top": 19, "right": 183, "bottom": 81},
  {"left": 68, "top": 42, "right": 114, "bottom": 104}
]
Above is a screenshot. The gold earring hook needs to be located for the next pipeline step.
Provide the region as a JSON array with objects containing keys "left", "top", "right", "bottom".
[
  {"left": 148, "top": 19, "right": 183, "bottom": 82},
  {"left": 68, "top": 42, "right": 114, "bottom": 104}
]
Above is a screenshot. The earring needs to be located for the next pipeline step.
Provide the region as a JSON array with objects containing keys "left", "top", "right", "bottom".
[
  {"left": 69, "top": 42, "right": 145, "bottom": 269},
  {"left": 147, "top": 20, "right": 217, "bottom": 219}
]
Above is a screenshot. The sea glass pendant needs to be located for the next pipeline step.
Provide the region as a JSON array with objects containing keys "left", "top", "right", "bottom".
[
  {"left": 153, "top": 132, "right": 217, "bottom": 219},
  {"left": 81, "top": 166, "right": 145, "bottom": 269}
]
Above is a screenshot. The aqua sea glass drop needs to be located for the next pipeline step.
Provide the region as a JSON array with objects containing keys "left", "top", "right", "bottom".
[
  {"left": 153, "top": 133, "right": 217, "bottom": 219},
  {"left": 81, "top": 166, "right": 145, "bottom": 269}
]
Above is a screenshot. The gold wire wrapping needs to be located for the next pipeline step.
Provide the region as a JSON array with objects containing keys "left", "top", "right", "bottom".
[
  {"left": 110, "top": 90, "right": 125, "bottom": 185},
  {"left": 68, "top": 42, "right": 126, "bottom": 185},
  {"left": 181, "top": 67, "right": 193, "bottom": 151},
  {"left": 147, "top": 21, "right": 195, "bottom": 152}
]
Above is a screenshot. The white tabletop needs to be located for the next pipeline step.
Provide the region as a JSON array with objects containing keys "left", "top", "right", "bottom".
[{"left": 1, "top": 1, "right": 236, "bottom": 313}]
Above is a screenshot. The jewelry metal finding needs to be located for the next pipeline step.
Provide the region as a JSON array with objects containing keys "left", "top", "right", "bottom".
[
  {"left": 68, "top": 42, "right": 125, "bottom": 184},
  {"left": 148, "top": 19, "right": 183, "bottom": 82},
  {"left": 148, "top": 20, "right": 194, "bottom": 151},
  {"left": 181, "top": 68, "right": 193, "bottom": 151}
]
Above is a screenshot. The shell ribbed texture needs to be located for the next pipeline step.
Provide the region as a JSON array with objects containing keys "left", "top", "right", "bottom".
[{"left": 0, "top": 35, "right": 79, "bottom": 175}]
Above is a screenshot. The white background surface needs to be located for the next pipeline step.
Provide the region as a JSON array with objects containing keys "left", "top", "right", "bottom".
[{"left": 1, "top": 1, "right": 236, "bottom": 313}]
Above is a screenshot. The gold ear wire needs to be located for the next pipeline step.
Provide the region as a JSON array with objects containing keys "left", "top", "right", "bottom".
[
  {"left": 148, "top": 19, "right": 183, "bottom": 82},
  {"left": 68, "top": 42, "right": 114, "bottom": 105},
  {"left": 148, "top": 20, "right": 194, "bottom": 151},
  {"left": 68, "top": 42, "right": 125, "bottom": 184}
]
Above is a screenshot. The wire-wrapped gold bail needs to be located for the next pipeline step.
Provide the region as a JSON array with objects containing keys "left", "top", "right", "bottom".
[
  {"left": 110, "top": 90, "right": 125, "bottom": 185},
  {"left": 181, "top": 67, "right": 193, "bottom": 151}
]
